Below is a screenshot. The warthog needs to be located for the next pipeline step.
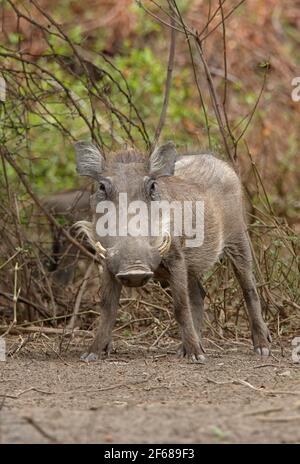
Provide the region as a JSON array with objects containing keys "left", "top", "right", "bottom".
[
  {"left": 42, "top": 189, "right": 91, "bottom": 220},
  {"left": 41, "top": 189, "right": 91, "bottom": 284},
  {"left": 74, "top": 140, "right": 271, "bottom": 362}
]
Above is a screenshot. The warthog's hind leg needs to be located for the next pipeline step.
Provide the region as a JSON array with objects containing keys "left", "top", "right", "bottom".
[{"left": 225, "top": 232, "right": 271, "bottom": 356}]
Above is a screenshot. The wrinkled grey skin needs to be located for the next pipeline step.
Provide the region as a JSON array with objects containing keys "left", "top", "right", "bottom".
[{"left": 74, "top": 141, "right": 271, "bottom": 363}]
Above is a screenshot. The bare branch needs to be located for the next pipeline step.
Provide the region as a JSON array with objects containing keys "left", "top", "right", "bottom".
[{"left": 151, "top": 2, "right": 176, "bottom": 150}]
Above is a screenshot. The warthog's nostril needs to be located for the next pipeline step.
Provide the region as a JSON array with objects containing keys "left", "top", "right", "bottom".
[{"left": 116, "top": 269, "right": 154, "bottom": 287}]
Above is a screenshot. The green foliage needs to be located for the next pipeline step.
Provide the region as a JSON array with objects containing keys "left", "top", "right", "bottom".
[
  {"left": 1, "top": 0, "right": 299, "bottom": 230},
  {"left": 1, "top": 10, "right": 216, "bottom": 195}
]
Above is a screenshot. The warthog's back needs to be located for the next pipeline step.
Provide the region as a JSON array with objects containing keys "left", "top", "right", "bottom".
[
  {"left": 175, "top": 152, "right": 241, "bottom": 197},
  {"left": 173, "top": 152, "right": 245, "bottom": 272},
  {"left": 175, "top": 152, "right": 243, "bottom": 225},
  {"left": 42, "top": 189, "right": 91, "bottom": 220}
]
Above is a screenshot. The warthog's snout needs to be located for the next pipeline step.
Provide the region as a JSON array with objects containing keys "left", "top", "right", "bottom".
[{"left": 116, "top": 268, "right": 154, "bottom": 287}]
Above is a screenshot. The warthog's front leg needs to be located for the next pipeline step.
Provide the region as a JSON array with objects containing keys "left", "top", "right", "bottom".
[
  {"left": 168, "top": 255, "right": 205, "bottom": 363},
  {"left": 81, "top": 270, "right": 121, "bottom": 362}
]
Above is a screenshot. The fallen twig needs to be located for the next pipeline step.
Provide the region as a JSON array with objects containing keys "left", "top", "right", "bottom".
[
  {"left": 0, "top": 326, "right": 92, "bottom": 336},
  {"left": 206, "top": 377, "right": 300, "bottom": 396},
  {"left": 0, "top": 387, "right": 55, "bottom": 399},
  {"left": 243, "top": 407, "right": 283, "bottom": 417},
  {"left": 258, "top": 415, "right": 300, "bottom": 423},
  {"left": 23, "top": 416, "right": 60, "bottom": 443}
]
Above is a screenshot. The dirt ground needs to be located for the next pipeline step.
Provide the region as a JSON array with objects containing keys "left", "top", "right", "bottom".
[{"left": 0, "top": 337, "right": 299, "bottom": 444}]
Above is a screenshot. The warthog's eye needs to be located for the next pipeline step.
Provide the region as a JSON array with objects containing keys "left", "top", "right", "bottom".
[
  {"left": 145, "top": 178, "right": 159, "bottom": 201},
  {"left": 97, "top": 179, "right": 112, "bottom": 200},
  {"left": 99, "top": 183, "right": 106, "bottom": 193}
]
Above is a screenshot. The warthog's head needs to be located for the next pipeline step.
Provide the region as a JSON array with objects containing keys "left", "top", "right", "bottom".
[{"left": 74, "top": 141, "right": 177, "bottom": 287}]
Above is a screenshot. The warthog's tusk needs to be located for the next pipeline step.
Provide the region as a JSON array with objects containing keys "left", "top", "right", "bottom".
[
  {"left": 73, "top": 220, "right": 107, "bottom": 259},
  {"left": 157, "top": 231, "right": 171, "bottom": 256},
  {"left": 94, "top": 241, "right": 107, "bottom": 259}
]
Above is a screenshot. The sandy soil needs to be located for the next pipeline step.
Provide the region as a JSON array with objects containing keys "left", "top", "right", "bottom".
[{"left": 0, "top": 338, "right": 299, "bottom": 444}]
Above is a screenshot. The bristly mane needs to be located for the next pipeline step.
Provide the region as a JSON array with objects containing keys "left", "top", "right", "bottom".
[{"left": 109, "top": 150, "right": 147, "bottom": 165}]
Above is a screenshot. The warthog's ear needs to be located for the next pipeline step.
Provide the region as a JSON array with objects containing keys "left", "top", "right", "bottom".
[
  {"left": 74, "top": 141, "right": 104, "bottom": 180},
  {"left": 149, "top": 141, "right": 177, "bottom": 178}
]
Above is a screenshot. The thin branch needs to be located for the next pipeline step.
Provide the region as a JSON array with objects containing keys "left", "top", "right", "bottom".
[
  {"left": 67, "top": 262, "right": 94, "bottom": 330},
  {"left": 171, "top": 1, "right": 211, "bottom": 148},
  {"left": 152, "top": 4, "right": 176, "bottom": 150},
  {"left": 194, "top": 35, "right": 237, "bottom": 167}
]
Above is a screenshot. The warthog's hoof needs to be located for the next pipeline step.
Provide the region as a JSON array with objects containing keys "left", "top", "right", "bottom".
[
  {"left": 80, "top": 340, "right": 113, "bottom": 362},
  {"left": 80, "top": 352, "right": 99, "bottom": 362},
  {"left": 178, "top": 351, "right": 206, "bottom": 364},
  {"left": 254, "top": 346, "right": 270, "bottom": 357},
  {"left": 253, "top": 323, "right": 272, "bottom": 357},
  {"left": 178, "top": 342, "right": 206, "bottom": 364},
  {"left": 190, "top": 353, "right": 206, "bottom": 364}
]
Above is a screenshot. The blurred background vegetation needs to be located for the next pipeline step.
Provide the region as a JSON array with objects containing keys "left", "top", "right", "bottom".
[
  {"left": 1, "top": 0, "right": 299, "bottom": 222},
  {"left": 0, "top": 0, "right": 299, "bottom": 343}
]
